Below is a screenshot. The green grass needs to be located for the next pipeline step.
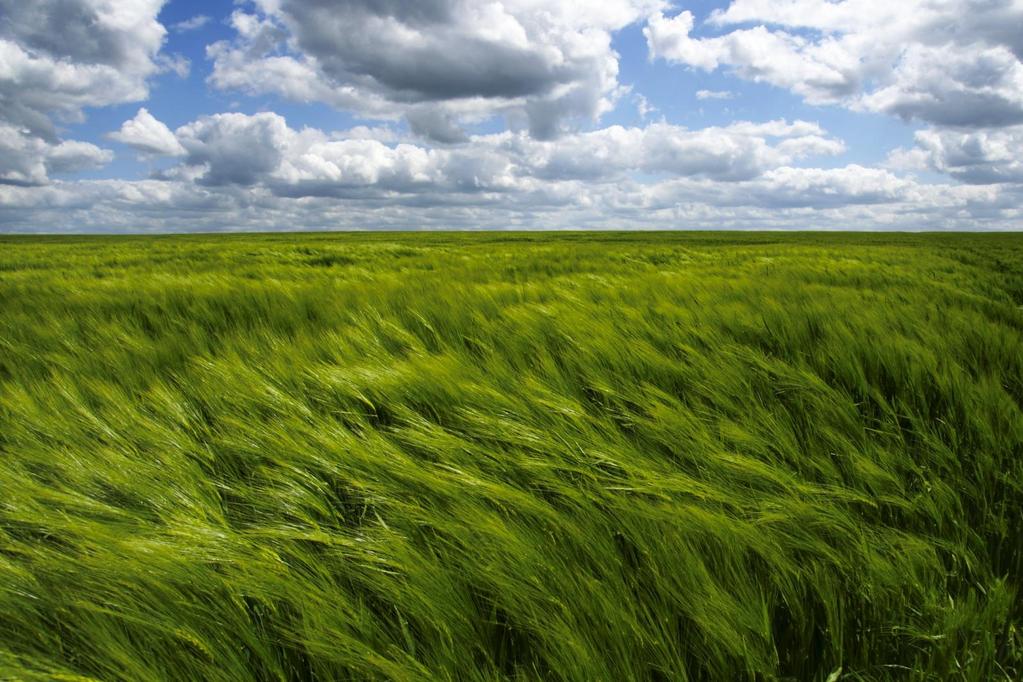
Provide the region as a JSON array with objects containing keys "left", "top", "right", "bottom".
[{"left": 0, "top": 232, "right": 1021, "bottom": 681}]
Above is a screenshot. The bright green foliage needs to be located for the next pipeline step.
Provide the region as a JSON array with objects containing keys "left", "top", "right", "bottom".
[{"left": 0, "top": 232, "right": 1021, "bottom": 681}]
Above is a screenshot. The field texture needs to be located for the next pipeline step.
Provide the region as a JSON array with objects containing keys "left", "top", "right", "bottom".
[{"left": 0, "top": 232, "right": 1021, "bottom": 681}]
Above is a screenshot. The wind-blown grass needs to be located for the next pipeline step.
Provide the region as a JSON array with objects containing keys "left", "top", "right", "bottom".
[{"left": 0, "top": 232, "right": 1020, "bottom": 680}]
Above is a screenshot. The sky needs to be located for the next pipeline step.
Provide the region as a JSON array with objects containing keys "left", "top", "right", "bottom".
[{"left": 1, "top": 0, "right": 1022, "bottom": 232}]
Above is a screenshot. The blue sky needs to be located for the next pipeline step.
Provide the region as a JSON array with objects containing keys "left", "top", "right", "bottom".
[{"left": 1, "top": 0, "right": 1021, "bottom": 231}]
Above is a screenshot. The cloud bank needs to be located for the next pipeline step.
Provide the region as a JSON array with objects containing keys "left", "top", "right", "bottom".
[
  {"left": 2, "top": 110, "right": 1015, "bottom": 232},
  {"left": 0, "top": 0, "right": 1020, "bottom": 231},
  {"left": 646, "top": 0, "right": 1023, "bottom": 128}
]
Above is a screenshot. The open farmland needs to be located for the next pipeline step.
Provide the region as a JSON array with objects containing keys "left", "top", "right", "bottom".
[{"left": 0, "top": 232, "right": 1021, "bottom": 680}]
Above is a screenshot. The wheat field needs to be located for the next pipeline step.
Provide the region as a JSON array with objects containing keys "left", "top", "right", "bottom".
[{"left": 0, "top": 232, "right": 1020, "bottom": 680}]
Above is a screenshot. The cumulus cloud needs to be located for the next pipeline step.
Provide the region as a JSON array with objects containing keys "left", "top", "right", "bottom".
[
  {"left": 651, "top": 1, "right": 1023, "bottom": 197},
  {"left": 0, "top": 166, "right": 1013, "bottom": 233},
  {"left": 109, "top": 108, "right": 186, "bottom": 157},
  {"left": 0, "top": 0, "right": 168, "bottom": 134},
  {"left": 0, "top": 0, "right": 167, "bottom": 185},
  {"left": 12, "top": 109, "right": 1001, "bottom": 232},
  {"left": 0, "top": 0, "right": 1017, "bottom": 233},
  {"left": 175, "top": 112, "right": 295, "bottom": 187},
  {"left": 0, "top": 125, "right": 112, "bottom": 186},
  {"left": 207, "top": 0, "right": 665, "bottom": 139},
  {"left": 903, "top": 126, "right": 1023, "bottom": 184},
  {"left": 136, "top": 111, "right": 844, "bottom": 197},
  {"left": 513, "top": 119, "right": 846, "bottom": 183},
  {"left": 645, "top": 0, "right": 1023, "bottom": 128},
  {"left": 171, "top": 111, "right": 302, "bottom": 187}
]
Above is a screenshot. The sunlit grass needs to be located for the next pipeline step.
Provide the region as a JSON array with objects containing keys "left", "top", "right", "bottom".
[{"left": 1, "top": 231, "right": 1021, "bottom": 680}]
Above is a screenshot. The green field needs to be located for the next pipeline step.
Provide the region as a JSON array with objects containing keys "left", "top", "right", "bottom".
[{"left": 0, "top": 232, "right": 1021, "bottom": 681}]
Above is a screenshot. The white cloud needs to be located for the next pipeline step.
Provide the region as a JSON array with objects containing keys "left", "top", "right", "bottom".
[
  {"left": 173, "top": 15, "right": 211, "bottom": 32},
  {"left": 661, "top": 1, "right": 1023, "bottom": 191},
  {"left": 0, "top": 124, "right": 113, "bottom": 186},
  {"left": 207, "top": 0, "right": 666, "bottom": 140},
  {"left": 0, "top": 0, "right": 168, "bottom": 132},
  {"left": 175, "top": 112, "right": 295, "bottom": 186},
  {"left": 8, "top": 111, "right": 1012, "bottom": 232},
  {"left": 0, "top": 0, "right": 167, "bottom": 185},
  {"left": 0, "top": 0, "right": 1017, "bottom": 233},
  {"left": 907, "top": 126, "right": 1023, "bottom": 184},
  {"left": 513, "top": 119, "right": 845, "bottom": 182},
  {"left": 696, "top": 90, "right": 735, "bottom": 100},
  {"left": 1, "top": 168, "right": 1014, "bottom": 233},
  {"left": 141, "top": 111, "right": 844, "bottom": 195},
  {"left": 861, "top": 45, "right": 1023, "bottom": 127},
  {"left": 645, "top": 1, "right": 1023, "bottom": 128},
  {"left": 157, "top": 53, "right": 191, "bottom": 79},
  {"left": 634, "top": 94, "right": 657, "bottom": 119},
  {"left": 109, "top": 108, "right": 186, "bottom": 157}
]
